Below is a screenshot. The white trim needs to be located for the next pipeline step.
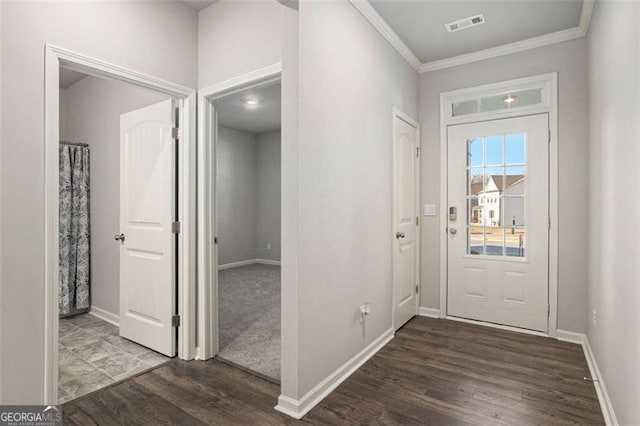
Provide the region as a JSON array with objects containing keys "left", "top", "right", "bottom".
[
  {"left": 419, "top": 27, "right": 584, "bottom": 73},
  {"left": 438, "top": 73, "right": 558, "bottom": 338},
  {"left": 391, "top": 108, "right": 421, "bottom": 331},
  {"left": 89, "top": 306, "right": 120, "bottom": 327},
  {"left": 196, "top": 64, "right": 282, "bottom": 361},
  {"left": 348, "top": 0, "right": 422, "bottom": 72},
  {"left": 579, "top": 0, "right": 595, "bottom": 35},
  {"left": 582, "top": 336, "right": 618, "bottom": 426},
  {"left": 217, "top": 258, "right": 282, "bottom": 270},
  {"left": 44, "top": 44, "right": 196, "bottom": 404},
  {"left": 256, "top": 258, "right": 282, "bottom": 266},
  {"left": 349, "top": 0, "right": 594, "bottom": 74},
  {"left": 418, "top": 307, "right": 441, "bottom": 319},
  {"left": 275, "top": 328, "right": 394, "bottom": 419},
  {"left": 218, "top": 259, "right": 258, "bottom": 270},
  {"left": 556, "top": 329, "right": 585, "bottom": 345},
  {"left": 554, "top": 331, "right": 618, "bottom": 426}
]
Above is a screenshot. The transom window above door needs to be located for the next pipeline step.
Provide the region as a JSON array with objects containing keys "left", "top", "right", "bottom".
[{"left": 466, "top": 133, "right": 526, "bottom": 258}]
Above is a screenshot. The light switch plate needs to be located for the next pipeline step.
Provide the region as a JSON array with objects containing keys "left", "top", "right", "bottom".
[{"left": 423, "top": 204, "right": 436, "bottom": 217}]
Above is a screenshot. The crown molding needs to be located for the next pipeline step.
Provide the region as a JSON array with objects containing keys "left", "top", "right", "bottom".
[
  {"left": 350, "top": 0, "right": 594, "bottom": 75},
  {"left": 419, "top": 26, "right": 585, "bottom": 73},
  {"left": 579, "top": 0, "right": 595, "bottom": 34},
  {"left": 349, "top": 0, "right": 422, "bottom": 72}
]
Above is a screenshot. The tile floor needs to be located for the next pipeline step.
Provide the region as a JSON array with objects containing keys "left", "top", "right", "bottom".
[{"left": 59, "top": 313, "right": 169, "bottom": 403}]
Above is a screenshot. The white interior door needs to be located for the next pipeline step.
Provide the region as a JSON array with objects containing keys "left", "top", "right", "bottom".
[
  {"left": 447, "top": 114, "right": 549, "bottom": 332},
  {"left": 119, "top": 99, "right": 177, "bottom": 356},
  {"left": 393, "top": 112, "right": 420, "bottom": 330}
]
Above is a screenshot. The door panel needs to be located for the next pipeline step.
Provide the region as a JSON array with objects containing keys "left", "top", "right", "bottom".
[
  {"left": 119, "top": 99, "right": 176, "bottom": 356},
  {"left": 447, "top": 114, "right": 549, "bottom": 332},
  {"left": 393, "top": 114, "right": 419, "bottom": 330}
]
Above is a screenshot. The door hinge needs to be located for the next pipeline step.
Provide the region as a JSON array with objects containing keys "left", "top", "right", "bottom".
[
  {"left": 172, "top": 221, "right": 181, "bottom": 234},
  {"left": 547, "top": 304, "right": 551, "bottom": 318},
  {"left": 548, "top": 217, "right": 551, "bottom": 230},
  {"left": 172, "top": 127, "right": 181, "bottom": 140},
  {"left": 548, "top": 129, "right": 551, "bottom": 143},
  {"left": 172, "top": 315, "right": 180, "bottom": 327},
  {"left": 416, "top": 285, "right": 419, "bottom": 293},
  {"left": 416, "top": 147, "right": 420, "bottom": 157},
  {"left": 214, "top": 236, "right": 218, "bottom": 244},
  {"left": 416, "top": 216, "right": 419, "bottom": 226}
]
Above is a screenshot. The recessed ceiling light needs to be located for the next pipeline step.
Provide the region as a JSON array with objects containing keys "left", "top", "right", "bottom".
[
  {"left": 245, "top": 98, "right": 259, "bottom": 106},
  {"left": 503, "top": 95, "right": 517, "bottom": 104}
]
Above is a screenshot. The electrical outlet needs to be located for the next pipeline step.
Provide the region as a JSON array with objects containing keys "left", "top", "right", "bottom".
[
  {"left": 592, "top": 310, "right": 597, "bottom": 324},
  {"left": 266, "top": 242, "right": 271, "bottom": 250}
]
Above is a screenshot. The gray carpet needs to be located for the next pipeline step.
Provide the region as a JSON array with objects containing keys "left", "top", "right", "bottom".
[{"left": 218, "top": 263, "right": 280, "bottom": 380}]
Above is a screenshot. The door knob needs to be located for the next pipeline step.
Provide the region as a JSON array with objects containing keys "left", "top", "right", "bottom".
[
  {"left": 114, "top": 233, "right": 125, "bottom": 242},
  {"left": 395, "top": 232, "right": 405, "bottom": 239},
  {"left": 449, "top": 228, "right": 457, "bottom": 235}
]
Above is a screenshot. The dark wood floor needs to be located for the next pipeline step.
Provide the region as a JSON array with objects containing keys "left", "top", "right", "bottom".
[{"left": 63, "top": 317, "right": 603, "bottom": 425}]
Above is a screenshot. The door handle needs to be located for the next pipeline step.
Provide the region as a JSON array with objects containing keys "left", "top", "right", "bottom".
[
  {"left": 449, "top": 228, "right": 457, "bottom": 235},
  {"left": 395, "top": 232, "right": 405, "bottom": 239},
  {"left": 114, "top": 233, "right": 125, "bottom": 242}
]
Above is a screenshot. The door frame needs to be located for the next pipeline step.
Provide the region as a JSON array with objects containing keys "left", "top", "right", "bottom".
[
  {"left": 43, "top": 44, "right": 196, "bottom": 404},
  {"left": 438, "top": 72, "right": 558, "bottom": 337},
  {"left": 391, "top": 108, "right": 421, "bottom": 331},
  {"left": 196, "top": 63, "right": 282, "bottom": 360}
]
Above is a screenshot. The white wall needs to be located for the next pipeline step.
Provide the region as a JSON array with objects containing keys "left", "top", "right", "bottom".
[
  {"left": 60, "top": 75, "right": 169, "bottom": 317},
  {"left": 217, "top": 126, "right": 258, "bottom": 265},
  {"left": 0, "top": 1, "right": 197, "bottom": 403},
  {"left": 198, "top": 0, "right": 282, "bottom": 89},
  {"left": 293, "top": 0, "right": 418, "bottom": 397},
  {"left": 418, "top": 38, "right": 589, "bottom": 333},
  {"left": 587, "top": 2, "right": 640, "bottom": 423},
  {"left": 256, "top": 130, "right": 281, "bottom": 261}
]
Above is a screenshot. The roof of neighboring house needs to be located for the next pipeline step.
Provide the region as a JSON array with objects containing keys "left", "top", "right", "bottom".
[{"left": 470, "top": 175, "right": 524, "bottom": 195}]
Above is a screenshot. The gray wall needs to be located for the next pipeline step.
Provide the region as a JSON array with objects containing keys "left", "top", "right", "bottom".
[
  {"left": 256, "top": 130, "right": 282, "bottom": 261},
  {"left": 0, "top": 0, "right": 197, "bottom": 403},
  {"left": 418, "top": 38, "right": 589, "bottom": 333},
  {"left": 294, "top": 0, "right": 418, "bottom": 397},
  {"left": 60, "top": 76, "right": 169, "bottom": 318},
  {"left": 217, "top": 126, "right": 281, "bottom": 265},
  {"left": 587, "top": 2, "right": 640, "bottom": 423},
  {"left": 217, "top": 126, "right": 258, "bottom": 265},
  {"left": 198, "top": 0, "right": 282, "bottom": 89}
]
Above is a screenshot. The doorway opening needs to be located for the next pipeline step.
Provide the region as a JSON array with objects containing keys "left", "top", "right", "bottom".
[
  {"left": 439, "top": 73, "right": 558, "bottom": 336},
  {"left": 57, "top": 67, "right": 178, "bottom": 402},
  {"left": 44, "top": 45, "right": 196, "bottom": 405},
  {"left": 197, "top": 64, "right": 282, "bottom": 383}
]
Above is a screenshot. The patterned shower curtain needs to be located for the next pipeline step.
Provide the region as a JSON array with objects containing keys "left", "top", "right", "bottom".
[{"left": 59, "top": 144, "right": 91, "bottom": 316}]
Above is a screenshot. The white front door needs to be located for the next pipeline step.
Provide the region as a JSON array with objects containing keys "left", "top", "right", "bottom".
[
  {"left": 393, "top": 111, "right": 420, "bottom": 330},
  {"left": 119, "top": 99, "right": 177, "bottom": 356},
  {"left": 447, "top": 114, "right": 549, "bottom": 332}
]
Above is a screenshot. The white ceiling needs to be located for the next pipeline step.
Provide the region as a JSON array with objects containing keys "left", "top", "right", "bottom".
[
  {"left": 59, "top": 68, "right": 88, "bottom": 89},
  {"left": 178, "top": 0, "right": 218, "bottom": 11},
  {"left": 216, "top": 82, "right": 281, "bottom": 135},
  {"left": 369, "top": 0, "right": 583, "bottom": 63}
]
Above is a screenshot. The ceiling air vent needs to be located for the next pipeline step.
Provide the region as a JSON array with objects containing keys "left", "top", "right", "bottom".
[{"left": 445, "top": 14, "right": 485, "bottom": 33}]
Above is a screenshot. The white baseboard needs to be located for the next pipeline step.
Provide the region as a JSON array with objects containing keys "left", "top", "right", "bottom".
[
  {"left": 555, "top": 329, "right": 617, "bottom": 425},
  {"left": 418, "top": 307, "right": 441, "bottom": 318},
  {"left": 556, "top": 329, "right": 585, "bottom": 344},
  {"left": 218, "top": 259, "right": 257, "bottom": 270},
  {"left": 255, "top": 258, "right": 281, "bottom": 266},
  {"left": 275, "top": 327, "right": 394, "bottom": 419},
  {"left": 89, "top": 306, "right": 119, "bottom": 327},
  {"left": 581, "top": 335, "right": 618, "bottom": 425},
  {"left": 218, "top": 258, "right": 282, "bottom": 270}
]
